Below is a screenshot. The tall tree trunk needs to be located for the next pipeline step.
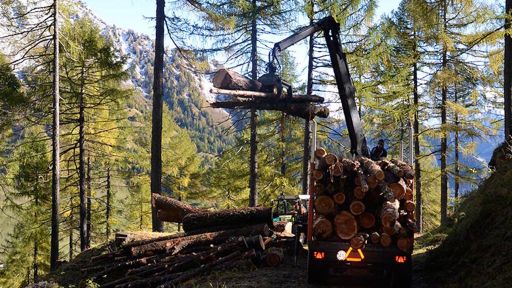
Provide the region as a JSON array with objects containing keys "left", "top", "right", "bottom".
[
  {"left": 280, "top": 113, "right": 286, "bottom": 176},
  {"left": 50, "top": 0, "right": 60, "bottom": 271},
  {"left": 106, "top": 167, "right": 111, "bottom": 240},
  {"left": 248, "top": 0, "right": 258, "bottom": 207},
  {"left": 505, "top": 0, "right": 512, "bottom": 139},
  {"left": 79, "top": 67, "right": 87, "bottom": 251},
  {"left": 69, "top": 199, "right": 74, "bottom": 261},
  {"left": 399, "top": 120, "right": 404, "bottom": 161},
  {"left": 413, "top": 34, "right": 422, "bottom": 233},
  {"left": 302, "top": 4, "right": 314, "bottom": 196},
  {"left": 33, "top": 195, "right": 39, "bottom": 283},
  {"left": 454, "top": 87, "right": 460, "bottom": 199},
  {"left": 86, "top": 156, "right": 92, "bottom": 247},
  {"left": 440, "top": 0, "right": 449, "bottom": 226},
  {"left": 151, "top": 0, "right": 165, "bottom": 230}
]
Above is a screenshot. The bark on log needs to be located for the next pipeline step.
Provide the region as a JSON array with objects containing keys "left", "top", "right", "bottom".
[
  {"left": 405, "top": 200, "right": 416, "bottom": 213},
  {"left": 350, "top": 235, "right": 365, "bottom": 249},
  {"left": 333, "top": 193, "right": 346, "bottom": 205},
  {"left": 405, "top": 187, "right": 414, "bottom": 201},
  {"left": 334, "top": 211, "right": 358, "bottom": 240},
  {"left": 356, "top": 168, "right": 369, "bottom": 193},
  {"left": 391, "top": 159, "right": 415, "bottom": 179},
  {"left": 358, "top": 212, "right": 376, "bottom": 229},
  {"left": 349, "top": 201, "right": 365, "bottom": 216},
  {"left": 128, "top": 224, "right": 269, "bottom": 257},
  {"left": 358, "top": 157, "right": 385, "bottom": 181},
  {"left": 370, "top": 232, "right": 380, "bottom": 244},
  {"left": 314, "top": 148, "right": 327, "bottom": 159},
  {"left": 212, "top": 69, "right": 262, "bottom": 91},
  {"left": 382, "top": 221, "right": 402, "bottom": 236},
  {"left": 211, "top": 101, "right": 329, "bottom": 120},
  {"left": 313, "top": 216, "right": 333, "bottom": 239},
  {"left": 353, "top": 186, "right": 365, "bottom": 200},
  {"left": 182, "top": 207, "right": 273, "bottom": 233},
  {"left": 379, "top": 160, "right": 404, "bottom": 178},
  {"left": 341, "top": 158, "right": 358, "bottom": 172},
  {"left": 152, "top": 194, "right": 201, "bottom": 223},
  {"left": 367, "top": 175, "right": 379, "bottom": 189},
  {"left": 388, "top": 178, "right": 407, "bottom": 200},
  {"left": 264, "top": 247, "right": 284, "bottom": 267},
  {"left": 330, "top": 162, "right": 343, "bottom": 177},
  {"left": 315, "top": 195, "right": 335, "bottom": 215},
  {"left": 381, "top": 200, "right": 399, "bottom": 228},
  {"left": 380, "top": 233, "right": 392, "bottom": 247}
]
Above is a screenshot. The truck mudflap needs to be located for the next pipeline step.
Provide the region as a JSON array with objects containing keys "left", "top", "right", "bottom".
[{"left": 307, "top": 241, "right": 412, "bottom": 288}]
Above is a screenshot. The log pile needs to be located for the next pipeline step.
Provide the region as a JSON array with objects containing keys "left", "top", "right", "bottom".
[
  {"left": 311, "top": 148, "right": 416, "bottom": 253},
  {"left": 80, "top": 196, "right": 289, "bottom": 287}
]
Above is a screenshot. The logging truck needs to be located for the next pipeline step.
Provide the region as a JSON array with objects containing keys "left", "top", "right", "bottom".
[{"left": 262, "top": 16, "right": 414, "bottom": 287}]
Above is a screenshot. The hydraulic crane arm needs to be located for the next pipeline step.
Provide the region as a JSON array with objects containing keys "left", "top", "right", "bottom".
[{"left": 270, "top": 16, "right": 368, "bottom": 157}]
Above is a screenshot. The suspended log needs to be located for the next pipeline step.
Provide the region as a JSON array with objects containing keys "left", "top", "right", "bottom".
[
  {"left": 358, "top": 212, "right": 376, "bottom": 229},
  {"left": 182, "top": 207, "right": 273, "bottom": 233},
  {"left": 315, "top": 195, "right": 335, "bottom": 215},
  {"left": 349, "top": 201, "right": 365, "bottom": 216},
  {"left": 152, "top": 194, "right": 201, "bottom": 223},
  {"left": 333, "top": 192, "right": 346, "bottom": 205},
  {"left": 210, "top": 88, "right": 325, "bottom": 103},
  {"left": 358, "top": 157, "right": 385, "bottom": 181},
  {"left": 313, "top": 216, "right": 333, "bottom": 239},
  {"left": 388, "top": 178, "right": 407, "bottom": 200},
  {"left": 264, "top": 247, "right": 284, "bottom": 267},
  {"left": 350, "top": 234, "right": 365, "bottom": 249},
  {"left": 212, "top": 69, "right": 262, "bottom": 91},
  {"left": 380, "top": 233, "right": 392, "bottom": 247},
  {"left": 211, "top": 100, "right": 329, "bottom": 120},
  {"left": 334, "top": 211, "right": 358, "bottom": 240}
]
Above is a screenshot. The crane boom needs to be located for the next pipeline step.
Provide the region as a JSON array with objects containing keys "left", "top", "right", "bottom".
[{"left": 268, "top": 16, "right": 369, "bottom": 156}]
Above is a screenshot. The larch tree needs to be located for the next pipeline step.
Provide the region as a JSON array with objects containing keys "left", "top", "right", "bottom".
[{"left": 506, "top": 0, "right": 512, "bottom": 139}]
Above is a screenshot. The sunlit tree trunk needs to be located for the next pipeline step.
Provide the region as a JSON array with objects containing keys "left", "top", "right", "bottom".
[
  {"left": 248, "top": 0, "right": 258, "bottom": 207},
  {"left": 505, "top": 0, "right": 512, "bottom": 138}
]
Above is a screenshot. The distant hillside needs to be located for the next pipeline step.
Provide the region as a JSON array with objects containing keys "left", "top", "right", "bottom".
[{"left": 76, "top": 1, "right": 232, "bottom": 154}]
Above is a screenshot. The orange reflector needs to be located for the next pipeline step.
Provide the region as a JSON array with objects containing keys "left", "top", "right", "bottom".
[
  {"left": 395, "top": 255, "right": 407, "bottom": 264},
  {"left": 345, "top": 247, "right": 365, "bottom": 262},
  {"left": 313, "top": 251, "right": 325, "bottom": 260}
]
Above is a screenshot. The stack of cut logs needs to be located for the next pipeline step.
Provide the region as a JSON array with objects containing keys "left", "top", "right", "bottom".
[
  {"left": 80, "top": 195, "right": 289, "bottom": 288},
  {"left": 312, "top": 148, "right": 416, "bottom": 252}
]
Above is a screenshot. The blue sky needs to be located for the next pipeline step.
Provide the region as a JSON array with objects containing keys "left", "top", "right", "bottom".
[{"left": 84, "top": 0, "right": 401, "bottom": 37}]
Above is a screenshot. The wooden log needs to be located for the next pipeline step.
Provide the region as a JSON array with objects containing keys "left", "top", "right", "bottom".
[
  {"left": 379, "top": 159, "right": 404, "bottom": 177},
  {"left": 349, "top": 201, "right": 365, "bottom": 216},
  {"left": 210, "top": 88, "right": 325, "bottom": 103},
  {"left": 341, "top": 158, "right": 358, "bottom": 172},
  {"left": 397, "top": 237, "right": 413, "bottom": 252},
  {"left": 350, "top": 234, "right": 366, "bottom": 249},
  {"left": 313, "top": 216, "right": 333, "bottom": 239},
  {"left": 330, "top": 161, "right": 343, "bottom": 177},
  {"left": 313, "top": 183, "right": 324, "bottom": 194},
  {"left": 367, "top": 175, "right": 379, "bottom": 189},
  {"left": 370, "top": 232, "right": 380, "bottom": 244},
  {"left": 358, "top": 157, "right": 385, "bottom": 181},
  {"left": 128, "top": 224, "right": 269, "bottom": 257},
  {"left": 264, "top": 247, "right": 284, "bottom": 267},
  {"left": 334, "top": 211, "right": 358, "bottom": 240},
  {"left": 382, "top": 221, "right": 402, "bottom": 236},
  {"left": 333, "top": 192, "right": 346, "bottom": 205},
  {"left": 388, "top": 178, "right": 407, "bottom": 200},
  {"left": 323, "top": 153, "right": 338, "bottom": 166},
  {"left": 356, "top": 168, "right": 369, "bottom": 193},
  {"left": 391, "top": 159, "right": 415, "bottom": 179},
  {"left": 182, "top": 207, "right": 273, "bottom": 232},
  {"left": 405, "top": 200, "right": 416, "bottom": 213},
  {"left": 211, "top": 101, "right": 329, "bottom": 120},
  {"left": 314, "top": 148, "right": 327, "bottom": 159},
  {"left": 381, "top": 200, "right": 399, "bottom": 228},
  {"left": 353, "top": 186, "right": 365, "bottom": 200},
  {"left": 312, "top": 169, "right": 324, "bottom": 181},
  {"left": 314, "top": 195, "right": 335, "bottom": 215},
  {"left": 380, "top": 233, "right": 392, "bottom": 247},
  {"left": 152, "top": 194, "right": 201, "bottom": 223},
  {"left": 405, "top": 187, "right": 414, "bottom": 201},
  {"left": 212, "top": 69, "right": 262, "bottom": 91},
  {"left": 358, "top": 212, "right": 376, "bottom": 229}
]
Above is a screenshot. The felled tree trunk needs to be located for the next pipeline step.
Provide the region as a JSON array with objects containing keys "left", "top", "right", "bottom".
[
  {"left": 212, "top": 69, "right": 263, "bottom": 91},
  {"left": 152, "top": 194, "right": 201, "bottom": 223},
  {"left": 334, "top": 211, "right": 357, "bottom": 240},
  {"left": 211, "top": 101, "right": 329, "bottom": 120},
  {"left": 313, "top": 216, "right": 333, "bottom": 239},
  {"left": 182, "top": 207, "right": 273, "bottom": 233}
]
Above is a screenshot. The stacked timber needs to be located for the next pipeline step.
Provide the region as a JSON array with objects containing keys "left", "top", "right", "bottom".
[
  {"left": 311, "top": 148, "right": 416, "bottom": 253},
  {"left": 77, "top": 196, "right": 289, "bottom": 287}
]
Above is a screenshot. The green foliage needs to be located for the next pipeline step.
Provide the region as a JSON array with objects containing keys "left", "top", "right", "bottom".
[{"left": 0, "top": 53, "right": 27, "bottom": 131}]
